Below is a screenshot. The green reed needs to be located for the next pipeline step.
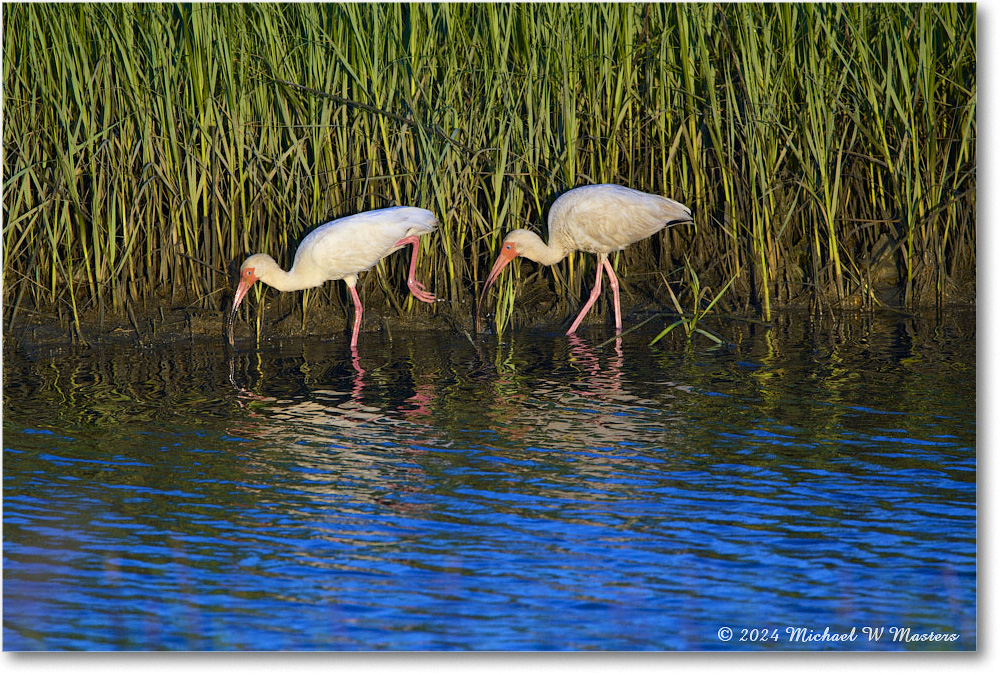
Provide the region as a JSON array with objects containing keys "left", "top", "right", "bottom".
[{"left": 2, "top": 4, "right": 976, "bottom": 339}]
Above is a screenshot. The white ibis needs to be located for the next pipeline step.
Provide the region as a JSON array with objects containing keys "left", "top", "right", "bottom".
[
  {"left": 228, "top": 206, "right": 437, "bottom": 347},
  {"left": 476, "top": 184, "right": 693, "bottom": 334}
]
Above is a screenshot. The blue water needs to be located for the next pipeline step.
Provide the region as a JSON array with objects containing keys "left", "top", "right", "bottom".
[{"left": 2, "top": 312, "right": 976, "bottom": 650}]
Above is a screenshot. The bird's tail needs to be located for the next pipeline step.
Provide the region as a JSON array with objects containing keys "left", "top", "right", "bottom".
[{"left": 663, "top": 198, "right": 694, "bottom": 227}]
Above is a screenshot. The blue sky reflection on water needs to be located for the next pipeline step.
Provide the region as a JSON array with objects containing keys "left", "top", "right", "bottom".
[{"left": 2, "top": 312, "right": 976, "bottom": 650}]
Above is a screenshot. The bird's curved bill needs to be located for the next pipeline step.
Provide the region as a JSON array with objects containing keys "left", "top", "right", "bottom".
[
  {"left": 475, "top": 250, "right": 515, "bottom": 333},
  {"left": 226, "top": 279, "right": 254, "bottom": 346}
]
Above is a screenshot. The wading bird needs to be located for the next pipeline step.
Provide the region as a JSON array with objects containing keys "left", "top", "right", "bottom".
[
  {"left": 228, "top": 206, "right": 437, "bottom": 348},
  {"left": 476, "top": 184, "right": 693, "bottom": 335}
]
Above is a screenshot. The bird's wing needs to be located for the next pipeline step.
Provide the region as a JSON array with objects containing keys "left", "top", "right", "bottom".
[
  {"left": 296, "top": 207, "right": 437, "bottom": 281},
  {"left": 553, "top": 185, "right": 691, "bottom": 254}
]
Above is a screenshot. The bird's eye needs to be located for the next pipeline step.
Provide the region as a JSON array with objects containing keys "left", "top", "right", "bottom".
[{"left": 244, "top": 269, "right": 252, "bottom": 277}]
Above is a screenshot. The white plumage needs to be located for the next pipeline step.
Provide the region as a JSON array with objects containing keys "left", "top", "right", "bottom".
[
  {"left": 477, "top": 184, "right": 692, "bottom": 334},
  {"left": 228, "top": 206, "right": 437, "bottom": 348}
]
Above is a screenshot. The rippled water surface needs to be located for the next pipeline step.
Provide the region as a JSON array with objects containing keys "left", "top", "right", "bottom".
[{"left": 3, "top": 312, "right": 976, "bottom": 650}]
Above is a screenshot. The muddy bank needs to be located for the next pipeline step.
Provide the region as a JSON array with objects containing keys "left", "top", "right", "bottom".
[
  {"left": 2, "top": 302, "right": 460, "bottom": 353},
  {"left": 1, "top": 272, "right": 975, "bottom": 354},
  {"left": 1, "top": 291, "right": 590, "bottom": 353}
]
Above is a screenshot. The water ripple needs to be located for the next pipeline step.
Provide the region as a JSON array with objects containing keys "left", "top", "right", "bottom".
[{"left": 3, "top": 316, "right": 976, "bottom": 650}]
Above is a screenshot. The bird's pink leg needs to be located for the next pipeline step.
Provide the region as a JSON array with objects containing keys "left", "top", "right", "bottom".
[
  {"left": 394, "top": 235, "right": 436, "bottom": 303},
  {"left": 602, "top": 257, "right": 623, "bottom": 333},
  {"left": 349, "top": 284, "right": 364, "bottom": 348},
  {"left": 567, "top": 256, "right": 607, "bottom": 335}
]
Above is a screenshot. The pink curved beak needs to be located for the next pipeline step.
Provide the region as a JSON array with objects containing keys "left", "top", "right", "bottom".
[
  {"left": 227, "top": 276, "right": 257, "bottom": 346},
  {"left": 475, "top": 246, "right": 518, "bottom": 333}
]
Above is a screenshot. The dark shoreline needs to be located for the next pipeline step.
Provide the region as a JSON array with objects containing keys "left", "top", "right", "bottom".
[{"left": 2, "top": 299, "right": 976, "bottom": 357}]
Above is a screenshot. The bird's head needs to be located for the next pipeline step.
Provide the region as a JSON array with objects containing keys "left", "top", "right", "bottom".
[
  {"left": 475, "top": 230, "right": 535, "bottom": 333},
  {"left": 227, "top": 254, "right": 277, "bottom": 345},
  {"left": 484, "top": 229, "right": 539, "bottom": 281}
]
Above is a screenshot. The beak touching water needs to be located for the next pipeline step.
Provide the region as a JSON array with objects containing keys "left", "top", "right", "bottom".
[
  {"left": 226, "top": 269, "right": 258, "bottom": 346},
  {"left": 475, "top": 243, "right": 519, "bottom": 333}
]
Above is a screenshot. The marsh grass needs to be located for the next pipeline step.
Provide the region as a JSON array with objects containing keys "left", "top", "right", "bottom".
[
  {"left": 650, "top": 258, "right": 736, "bottom": 348},
  {"left": 2, "top": 4, "right": 976, "bottom": 339}
]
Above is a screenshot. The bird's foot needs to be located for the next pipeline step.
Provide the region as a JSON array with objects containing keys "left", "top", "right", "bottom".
[{"left": 408, "top": 280, "right": 436, "bottom": 304}]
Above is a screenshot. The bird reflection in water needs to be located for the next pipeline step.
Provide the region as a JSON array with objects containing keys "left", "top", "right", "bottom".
[
  {"left": 567, "top": 333, "right": 624, "bottom": 398},
  {"left": 349, "top": 345, "right": 365, "bottom": 400},
  {"left": 472, "top": 334, "right": 637, "bottom": 451},
  {"left": 224, "top": 347, "right": 438, "bottom": 515},
  {"left": 226, "top": 350, "right": 370, "bottom": 423},
  {"left": 403, "top": 371, "right": 437, "bottom": 422},
  {"left": 561, "top": 334, "right": 655, "bottom": 452},
  {"left": 527, "top": 334, "right": 679, "bottom": 455},
  {"left": 226, "top": 345, "right": 438, "bottom": 432}
]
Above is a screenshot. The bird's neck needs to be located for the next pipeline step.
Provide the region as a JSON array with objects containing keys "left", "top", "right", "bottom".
[
  {"left": 260, "top": 258, "right": 325, "bottom": 293},
  {"left": 518, "top": 231, "right": 568, "bottom": 266},
  {"left": 263, "top": 267, "right": 305, "bottom": 292}
]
